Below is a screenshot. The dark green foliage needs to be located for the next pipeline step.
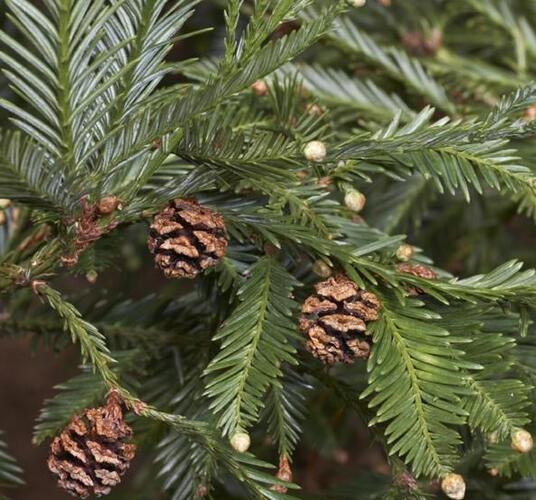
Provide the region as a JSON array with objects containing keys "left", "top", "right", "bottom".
[
  {"left": 0, "top": 0, "right": 536, "bottom": 499},
  {"left": 0, "top": 432, "right": 23, "bottom": 496}
]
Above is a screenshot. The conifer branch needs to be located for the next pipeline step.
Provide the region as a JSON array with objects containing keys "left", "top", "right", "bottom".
[
  {"left": 205, "top": 257, "right": 300, "bottom": 435},
  {"left": 0, "top": 432, "right": 24, "bottom": 491}
]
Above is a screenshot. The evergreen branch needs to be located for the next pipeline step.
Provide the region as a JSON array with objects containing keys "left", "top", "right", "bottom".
[
  {"left": 366, "top": 176, "right": 437, "bottom": 234},
  {"left": 91, "top": 4, "right": 343, "bottom": 184},
  {"left": 485, "top": 83, "right": 536, "bottom": 125},
  {"left": 485, "top": 443, "right": 536, "bottom": 478},
  {"left": 154, "top": 359, "right": 218, "bottom": 500},
  {"left": 325, "top": 14, "right": 455, "bottom": 114},
  {"left": 334, "top": 108, "right": 536, "bottom": 202},
  {"left": 139, "top": 405, "right": 298, "bottom": 499},
  {"left": 283, "top": 63, "right": 414, "bottom": 122},
  {"left": 105, "top": 0, "right": 197, "bottom": 129},
  {"left": 0, "top": 130, "right": 75, "bottom": 211},
  {"left": 33, "top": 367, "right": 108, "bottom": 445},
  {"left": 361, "top": 297, "right": 467, "bottom": 477},
  {"left": 204, "top": 257, "right": 300, "bottom": 435},
  {"left": 56, "top": 0, "right": 75, "bottom": 169},
  {"left": 515, "top": 184, "right": 536, "bottom": 222},
  {"left": 34, "top": 284, "right": 120, "bottom": 388},
  {"left": 431, "top": 48, "right": 526, "bottom": 90},
  {"left": 32, "top": 351, "right": 142, "bottom": 445},
  {"left": 176, "top": 117, "right": 300, "bottom": 183},
  {"left": 262, "top": 369, "right": 310, "bottom": 460},
  {"left": 399, "top": 260, "right": 536, "bottom": 306},
  {"left": 438, "top": 308, "right": 533, "bottom": 440},
  {"left": 0, "top": 432, "right": 24, "bottom": 491},
  {"left": 239, "top": 0, "right": 312, "bottom": 65}
]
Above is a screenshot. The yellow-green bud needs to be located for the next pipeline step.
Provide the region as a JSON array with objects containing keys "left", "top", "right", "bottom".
[
  {"left": 441, "top": 473, "right": 466, "bottom": 500},
  {"left": 230, "top": 432, "right": 251, "bottom": 453},
  {"left": 304, "top": 141, "right": 327, "bottom": 162},
  {"left": 250, "top": 80, "right": 269, "bottom": 96},
  {"left": 487, "top": 431, "right": 499, "bottom": 444},
  {"left": 511, "top": 429, "right": 533, "bottom": 453},
  {"left": 344, "top": 190, "right": 366, "bottom": 213},
  {"left": 396, "top": 244, "right": 414, "bottom": 262},
  {"left": 312, "top": 260, "right": 332, "bottom": 278},
  {"left": 85, "top": 270, "right": 98, "bottom": 284}
]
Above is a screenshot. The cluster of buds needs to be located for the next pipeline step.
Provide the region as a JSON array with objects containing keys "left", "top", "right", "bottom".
[{"left": 61, "top": 196, "right": 122, "bottom": 267}]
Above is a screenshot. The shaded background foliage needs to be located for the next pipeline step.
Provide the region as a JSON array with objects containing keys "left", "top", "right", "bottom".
[{"left": 0, "top": 0, "right": 535, "bottom": 499}]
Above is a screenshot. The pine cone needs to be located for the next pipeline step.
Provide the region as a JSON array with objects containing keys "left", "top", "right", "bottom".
[
  {"left": 396, "top": 263, "right": 437, "bottom": 296},
  {"left": 299, "top": 274, "right": 380, "bottom": 364},
  {"left": 147, "top": 199, "right": 228, "bottom": 279},
  {"left": 48, "top": 392, "right": 136, "bottom": 498}
]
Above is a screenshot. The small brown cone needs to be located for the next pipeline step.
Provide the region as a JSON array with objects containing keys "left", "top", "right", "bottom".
[
  {"left": 250, "top": 80, "right": 269, "bottom": 96},
  {"left": 96, "top": 196, "right": 121, "bottom": 216},
  {"left": 148, "top": 199, "right": 228, "bottom": 279},
  {"left": 396, "top": 263, "right": 437, "bottom": 296},
  {"left": 299, "top": 274, "right": 380, "bottom": 364},
  {"left": 524, "top": 105, "right": 536, "bottom": 121},
  {"left": 48, "top": 391, "right": 136, "bottom": 498},
  {"left": 271, "top": 456, "right": 292, "bottom": 494}
]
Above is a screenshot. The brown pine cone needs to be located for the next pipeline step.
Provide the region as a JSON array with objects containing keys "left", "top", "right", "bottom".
[
  {"left": 396, "top": 263, "right": 437, "bottom": 296},
  {"left": 48, "top": 391, "right": 136, "bottom": 498},
  {"left": 147, "top": 199, "right": 228, "bottom": 279},
  {"left": 299, "top": 274, "right": 380, "bottom": 364}
]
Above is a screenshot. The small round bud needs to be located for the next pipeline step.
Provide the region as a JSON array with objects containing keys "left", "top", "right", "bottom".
[
  {"left": 250, "top": 80, "right": 269, "bottom": 96},
  {"left": 524, "top": 105, "right": 536, "bottom": 122},
  {"left": 195, "top": 485, "right": 209, "bottom": 498},
  {"left": 344, "top": 190, "right": 366, "bottom": 213},
  {"left": 264, "top": 243, "right": 279, "bottom": 257},
  {"left": 511, "top": 429, "right": 533, "bottom": 453},
  {"left": 395, "top": 471, "right": 418, "bottom": 492},
  {"left": 488, "top": 468, "right": 499, "bottom": 477},
  {"left": 304, "top": 141, "right": 327, "bottom": 162},
  {"left": 97, "top": 196, "right": 121, "bottom": 215},
  {"left": 441, "top": 473, "right": 466, "bottom": 500},
  {"left": 332, "top": 448, "right": 349, "bottom": 464},
  {"left": 85, "top": 270, "right": 98, "bottom": 284},
  {"left": 487, "top": 431, "right": 499, "bottom": 444},
  {"left": 312, "top": 259, "right": 332, "bottom": 278},
  {"left": 305, "top": 103, "right": 324, "bottom": 116},
  {"left": 396, "top": 244, "right": 414, "bottom": 262},
  {"left": 230, "top": 432, "right": 251, "bottom": 453},
  {"left": 348, "top": 0, "right": 366, "bottom": 6}
]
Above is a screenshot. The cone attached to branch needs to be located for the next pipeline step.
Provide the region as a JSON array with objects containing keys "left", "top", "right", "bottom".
[
  {"left": 396, "top": 263, "right": 437, "bottom": 296},
  {"left": 271, "top": 456, "right": 293, "bottom": 494},
  {"left": 299, "top": 274, "right": 380, "bottom": 364},
  {"left": 148, "top": 199, "right": 228, "bottom": 279},
  {"left": 47, "top": 391, "right": 136, "bottom": 498}
]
